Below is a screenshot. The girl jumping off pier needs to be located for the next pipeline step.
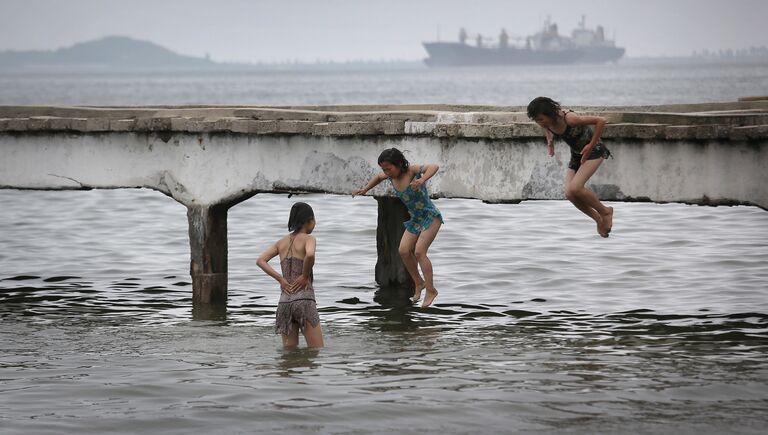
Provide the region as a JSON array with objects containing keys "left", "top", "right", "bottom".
[
  {"left": 257, "top": 202, "right": 324, "bottom": 348},
  {"left": 352, "top": 148, "right": 443, "bottom": 308},
  {"left": 527, "top": 96, "right": 614, "bottom": 237}
]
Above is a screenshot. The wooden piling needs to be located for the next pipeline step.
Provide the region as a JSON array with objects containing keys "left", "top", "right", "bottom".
[
  {"left": 187, "top": 204, "right": 229, "bottom": 305},
  {"left": 374, "top": 196, "right": 413, "bottom": 291}
]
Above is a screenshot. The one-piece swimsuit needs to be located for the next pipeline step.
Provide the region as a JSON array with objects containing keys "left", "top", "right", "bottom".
[
  {"left": 275, "top": 235, "right": 320, "bottom": 335},
  {"left": 549, "top": 110, "right": 612, "bottom": 172},
  {"left": 391, "top": 170, "right": 444, "bottom": 235}
]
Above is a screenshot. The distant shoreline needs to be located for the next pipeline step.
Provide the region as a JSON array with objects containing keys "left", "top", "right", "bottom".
[
  {"left": 1, "top": 35, "right": 766, "bottom": 73},
  {"left": 2, "top": 57, "right": 767, "bottom": 74}
]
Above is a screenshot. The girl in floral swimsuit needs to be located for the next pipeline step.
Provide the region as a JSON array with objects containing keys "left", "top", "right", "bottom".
[
  {"left": 353, "top": 148, "right": 444, "bottom": 307},
  {"left": 257, "top": 202, "right": 323, "bottom": 348}
]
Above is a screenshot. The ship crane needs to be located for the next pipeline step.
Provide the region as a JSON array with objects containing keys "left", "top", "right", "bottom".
[{"left": 458, "top": 28, "right": 496, "bottom": 47}]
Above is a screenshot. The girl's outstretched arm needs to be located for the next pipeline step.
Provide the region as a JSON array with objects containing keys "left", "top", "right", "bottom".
[
  {"left": 289, "top": 235, "right": 316, "bottom": 293},
  {"left": 544, "top": 129, "right": 555, "bottom": 157},
  {"left": 257, "top": 243, "right": 291, "bottom": 293},
  {"left": 565, "top": 113, "right": 607, "bottom": 162},
  {"left": 352, "top": 172, "right": 388, "bottom": 196},
  {"left": 409, "top": 163, "right": 438, "bottom": 190}
]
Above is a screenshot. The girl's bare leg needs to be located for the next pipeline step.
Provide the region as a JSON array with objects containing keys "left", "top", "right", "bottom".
[
  {"left": 399, "top": 230, "right": 425, "bottom": 300},
  {"left": 564, "top": 169, "right": 603, "bottom": 234},
  {"left": 282, "top": 325, "right": 300, "bottom": 348},
  {"left": 577, "top": 187, "right": 612, "bottom": 233},
  {"left": 571, "top": 158, "right": 612, "bottom": 234},
  {"left": 564, "top": 160, "right": 612, "bottom": 236},
  {"left": 302, "top": 322, "right": 324, "bottom": 348},
  {"left": 414, "top": 218, "right": 442, "bottom": 308}
]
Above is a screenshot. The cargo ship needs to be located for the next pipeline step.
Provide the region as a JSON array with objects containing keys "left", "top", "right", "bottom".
[{"left": 423, "top": 16, "right": 625, "bottom": 67}]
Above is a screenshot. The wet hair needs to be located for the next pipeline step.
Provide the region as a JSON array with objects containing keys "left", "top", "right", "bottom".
[
  {"left": 288, "top": 202, "right": 314, "bottom": 233},
  {"left": 377, "top": 148, "right": 409, "bottom": 173},
  {"left": 527, "top": 96, "right": 562, "bottom": 120}
]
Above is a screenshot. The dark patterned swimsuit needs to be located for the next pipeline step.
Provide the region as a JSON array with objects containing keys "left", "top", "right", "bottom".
[
  {"left": 275, "top": 236, "right": 320, "bottom": 336},
  {"left": 549, "top": 110, "right": 612, "bottom": 172}
]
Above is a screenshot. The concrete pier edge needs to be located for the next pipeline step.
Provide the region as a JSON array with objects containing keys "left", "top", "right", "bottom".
[{"left": 2, "top": 99, "right": 767, "bottom": 311}]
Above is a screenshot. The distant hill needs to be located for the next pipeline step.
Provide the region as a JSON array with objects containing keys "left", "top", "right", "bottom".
[
  {"left": 0, "top": 36, "right": 217, "bottom": 70},
  {"left": 0, "top": 35, "right": 426, "bottom": 72}
]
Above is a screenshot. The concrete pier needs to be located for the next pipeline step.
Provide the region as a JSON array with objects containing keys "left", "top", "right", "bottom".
[
  {"left": 1, "top": 101, "right": 766, "bottom": 308},
  {"left": 187, "top": 205, "right": 229, "bottom": 304}
]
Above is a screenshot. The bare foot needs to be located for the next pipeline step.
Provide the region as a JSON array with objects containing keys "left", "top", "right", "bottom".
[
  {"left": 422, "top": 287, "right": 438, "bottom": 308},
  {"left": 595, "top": 216, "right": 609, "bottom": 238},
  {"left": 600, "top": 206, "right": 614, "bottom": 234},
  {"left": 411, "top": 281, "right": 425, "bottom": 303}
]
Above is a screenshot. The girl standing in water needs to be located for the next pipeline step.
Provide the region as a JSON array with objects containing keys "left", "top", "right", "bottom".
[
  {"left": 527, "top": 96, "right": 614, "bottom": 237},
  {"left": 352, "top": 148, "right": 443, "bottom": 307},
  {"left": 257, "top": 202, "right": 324, "bottom": 348}
]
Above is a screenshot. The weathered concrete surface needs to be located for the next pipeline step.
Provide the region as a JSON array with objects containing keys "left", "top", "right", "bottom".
[
  {"left": 1, "top": 101, "right": 767, "bottom": 306},
  {"left": 3, "top": 100, "right": 768, "bottom": 142},
  {"left": 3, "top": 132, "right": 763, "bottom": 208}
]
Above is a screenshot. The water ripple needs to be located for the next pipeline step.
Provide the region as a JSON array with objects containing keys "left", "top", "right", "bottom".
[{"left": 1, "top": 190, "right": 767, "bottom": 433}]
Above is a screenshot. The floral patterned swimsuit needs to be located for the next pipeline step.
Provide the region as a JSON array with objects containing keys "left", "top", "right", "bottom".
[{"left": 391, "top": 170, "right": 444, "bottom": 235}]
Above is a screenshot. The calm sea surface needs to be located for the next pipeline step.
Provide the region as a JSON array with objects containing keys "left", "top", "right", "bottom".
[
  {"left": 1, "top": 61, "right": 768, "bottom": 106},
  {"left": 1, "top": 63, "right": 768, "bottom": 433}
]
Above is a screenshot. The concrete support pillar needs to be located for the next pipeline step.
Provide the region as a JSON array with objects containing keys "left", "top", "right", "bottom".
[
  {"left": 375, "top": 196, "right": 413, "bottom": 294},
  {"left": 187, "top": 204, "right": 228, "bottom": 306}
]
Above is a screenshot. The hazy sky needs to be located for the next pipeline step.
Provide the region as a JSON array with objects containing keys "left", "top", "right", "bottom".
[{"left": 1, "top": 0, "right": 767, "bottom": 62}]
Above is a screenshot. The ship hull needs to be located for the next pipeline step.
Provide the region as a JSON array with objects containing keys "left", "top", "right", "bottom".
[
  {"left": 422, "top": 42, "right": 624, "bottom": 67},
  {"left": 577, "top": 46, "right": 626, "bottom": 63}
]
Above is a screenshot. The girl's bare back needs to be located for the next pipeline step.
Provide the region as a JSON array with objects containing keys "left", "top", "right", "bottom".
[{"left": 276, "top": 233, "right": 310, "bottom": 261}]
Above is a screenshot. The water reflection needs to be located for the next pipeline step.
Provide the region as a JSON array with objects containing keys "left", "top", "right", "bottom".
[
  {"left": 2, "top": 274, "right": 768, "bottom": 350},
  {"left": 276, "top": 347, "right": 321, "bottom": 378},
  {"left": 2, "top": 191, "right": 767, "bottom": 432},
  {"left": 192, "top": 302, "right": 228, "bottom": 321}
]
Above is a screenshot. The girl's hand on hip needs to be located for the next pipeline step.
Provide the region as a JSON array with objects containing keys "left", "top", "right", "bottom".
[
  {"left": 580, "top": 146, "right": 594, "bottom": 164},
  {"left": 289, "top": 275, "right": 310, "bottom": 293}
]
